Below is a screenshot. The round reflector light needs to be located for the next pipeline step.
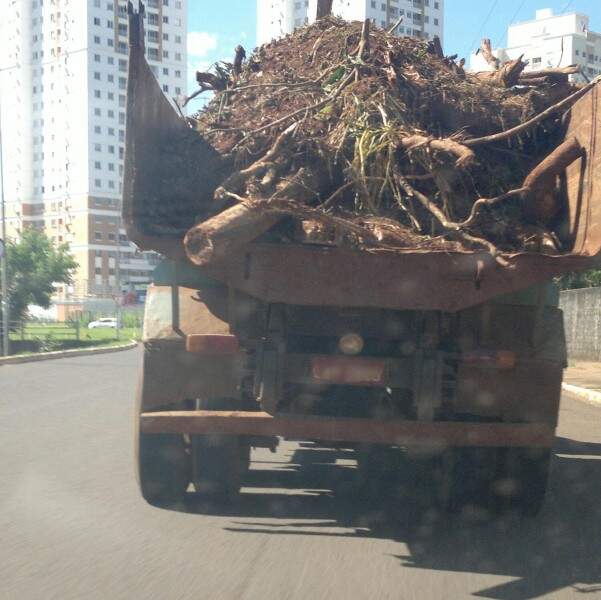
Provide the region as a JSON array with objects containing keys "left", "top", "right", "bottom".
[{"left": 338, "top": 333, "right": 364, "bottom": 355}]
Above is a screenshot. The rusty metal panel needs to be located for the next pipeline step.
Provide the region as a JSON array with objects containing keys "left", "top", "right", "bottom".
[
  {"left": 565, "top": 82, "right": 601, "bottom": 257},
  {"left": 143, "top": 285, "right": 229, "bottom": 341},
  {"left": 140, "top": 410, "right": 555, "bottom": 448},
  {"left": 204, "top": 243, "right": 593, "bottom": 312},
  {"left": 139, "top": 341, "right": 241, "bottom": 411},
  {"left": 123, "top": 6, "right": 225, "bottom": 254}
]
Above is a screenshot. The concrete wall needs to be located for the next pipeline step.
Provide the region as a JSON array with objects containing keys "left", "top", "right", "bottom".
[{"left": 560, "top": 287, "right": 601, "bottom": 362}]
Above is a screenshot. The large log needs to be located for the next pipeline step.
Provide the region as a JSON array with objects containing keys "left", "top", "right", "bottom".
[
  {"left": 522, "top": 137, "right": 584, "bottom": 223},
  {"left": 316, "top": 0, "right": 333, "bottom": 19},
  {"left": 474, "top": 56, "right": 525, "bottom": 88},
  {"left": 480, "top": 38, "right": 500, "bottom": 70},
  {"left": 184, "top": 202, "right": 282, "bottom": 267}
]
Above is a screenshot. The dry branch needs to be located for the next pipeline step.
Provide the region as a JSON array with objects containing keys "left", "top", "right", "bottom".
[
  {"left": 315, "top": 0, "right": 333, "bottom": 19},
  {"left": 480, "top": 39, "right": 500, "bottom": 70},
  {"left": 474, "top": 56, "right": 525, "bottom": 88},
  {"left": 398, "top": 135, "right": 476, "bottom": 168},
  {"left": 464, "top": 76, "right": 600, "bottom": 146},
  {"left": 522, "top": 137, "right": 584, "bottom": 223}
]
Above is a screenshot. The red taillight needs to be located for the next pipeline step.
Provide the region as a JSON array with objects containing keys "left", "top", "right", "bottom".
[
  {"left": 186, "top": 334, "right": 239, "bottom": 355},
  {"left": 462, "top": 350, "right": 516, "bottom": 369},
  {"left": 311, "top": 356, "right": 385, "bottom": 385}
]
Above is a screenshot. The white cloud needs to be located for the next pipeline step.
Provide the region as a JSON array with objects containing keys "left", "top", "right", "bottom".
[{"left": 187, "top": 31, "right": 218, "bottom": 57}]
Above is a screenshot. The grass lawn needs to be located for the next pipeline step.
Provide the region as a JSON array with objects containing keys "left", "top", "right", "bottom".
[{"left": 8, "top": 323, "right": 141, "bottom": 355}]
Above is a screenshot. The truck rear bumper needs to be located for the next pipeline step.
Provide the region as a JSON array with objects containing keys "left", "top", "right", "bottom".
[{"left": 140, "top": 410, "right": 555, "bottom": 448}]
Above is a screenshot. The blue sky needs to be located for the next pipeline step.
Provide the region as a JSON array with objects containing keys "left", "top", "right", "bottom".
[{"left": 186, "top": 1, "right": 600, "bottom": 98}]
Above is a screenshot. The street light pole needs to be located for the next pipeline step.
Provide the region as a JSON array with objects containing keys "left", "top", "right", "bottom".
[{"left": 0, "top": 99, "right": 10, "bottom": 357}]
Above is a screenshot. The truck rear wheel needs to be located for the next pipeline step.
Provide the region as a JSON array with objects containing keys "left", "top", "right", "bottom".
[
  {"left": 494, "top": 447, "right": 551, "bottom": 517},
  {"left": 192, "top": 398, "right": 250, "bottom": 501},
  {"left": 137, "top": 433, "right": 191, "bottom": 506}
]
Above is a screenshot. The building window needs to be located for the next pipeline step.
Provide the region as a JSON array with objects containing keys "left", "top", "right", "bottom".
[
  {"left": 119, "top": 94, "right": 126, "bottom": 107},
  {"left": 148, "top": 48, "right": 159, "bottom": 60},
  {"left": 175, "top": 52, "right": 182, "bottom": 61},
  {"left": 118, "top": 23, "right": 127, "bottom": 36},
  {"left": 162, "top": 15, "right": 169, "bottom": 24},
  {"left": 107, "top": 38, "right": 114, "bottom": 47},
  {"left": 108, "top": 109, "right": 115, "bottom": 118},
  {"left": 108, "top": 74, "right": 114, "bottom": 82},
  {"left": 108, "top": 127, "right": 115, "bottom": 136},
  {"left": 175, "top": 35, "right": 182, "bottom": 44},
  {"left": 107, "top": 56, "right": 114, "bottom": 65},
  {"left": 119, "top": 59, "right": 127, "bottom": 72},
  {"left": 94, "top": 143, "right": 102, "bottom": 151},
  {"left": 108, "top": 92, "right": 114, "bottom": 100},
  {"left": 108, "top": 233, "right": 116, "bottom": 241},
  {"left": 94, "top": 71, "right": 101, "bottom": 80},
  {"left": 94, "top": 36, "right": 101, "bottom": 44},
  {"left": 162, "top": 50, "right": 169, "bottom": 59},
  {"left": 163, "top": 67, "right": 169, "bottom": 75},
  {"left": 175, "top": 87, "right": 182, "bottom": 95},
  {"left": 108, "top": 180, "right": 115, "bottom": 189},
  {"left": 118, "top": 112, "right": 125, "bottom": 124},
  {"left": 162, "top": 33, "right": 169, "bottom": 41},
  {"left": 108, "top": 145, "right": 115, "bottom": 154},
  {"left": 175, "top": 69, "right": 181, "bottom": 78},
  {"left": 95, "top": 231, "right": 102, "bottom": 240},
  {"left": 107, "top": 20, "right": 113, "bottom": 28},
  {"left": 119, "top": 76, "right": 127, "bottom": 89},
  {"left": 94, "top": 125, "right": 101, "bottom": 134},
  {"left": 433, "top": 18, "right": 439, "bottom": 26},
  {"left": 94, "top": 53, "right": 101, "bottom": 62},
  {"left": 94, "top": 108, "right": 101, "bottom": 116},
  {"left": 95, "top": 161, "right": 101, "bottom": 169},
  {"left": 94, "top": 17, "right": 101, "bottom": 26},
  {"left": 162, "top": 84, "right": 169, "bottom": 93}
]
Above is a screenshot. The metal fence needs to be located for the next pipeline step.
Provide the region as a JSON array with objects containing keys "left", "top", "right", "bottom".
[{"left": 2, "top": 321, "right": 81, "bottom": 342}]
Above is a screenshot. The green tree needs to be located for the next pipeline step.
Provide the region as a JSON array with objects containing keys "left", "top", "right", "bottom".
[
  {"left": 3, "top": 229, "right": 77, "bottom": 322},
  {"left": 557, "top": 269, "right": 601, "bottom": 290}
]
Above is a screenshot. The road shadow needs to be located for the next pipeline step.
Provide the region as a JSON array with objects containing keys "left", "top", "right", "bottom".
[{"left": 174, "top": 437, "right": 601, "bottom": 599}]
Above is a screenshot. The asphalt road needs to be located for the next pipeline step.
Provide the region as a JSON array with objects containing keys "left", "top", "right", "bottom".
[{"left": 1, "top": 348, "right": 600, "bottom": 600}]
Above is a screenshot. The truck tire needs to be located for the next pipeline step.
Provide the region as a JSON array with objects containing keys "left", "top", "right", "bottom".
[
  {"left": 135, "top": 377, "right": 191, "bottom": 507},
  {"left": 191, "top": 398, "right": 250, "bottom": 501},
  {"left": 494, "top": 447, "right": 551, "bottom": 517},
  {"left": 137, "top": 433, "right": 191, "bottom": 506},
  {"left": 446, "top": 448, "right": 498, "bottom": 517}
]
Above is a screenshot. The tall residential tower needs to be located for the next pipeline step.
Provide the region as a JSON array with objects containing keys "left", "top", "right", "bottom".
[
  {"left": 257, "top": 0, "right": 444, "bottom": 46},
  {"left": 0, "top": 0, "right": 187, "bottom": 300}
]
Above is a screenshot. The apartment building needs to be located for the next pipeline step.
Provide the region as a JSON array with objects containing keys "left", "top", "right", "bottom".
[
  {"left": 257, "top": 0, "right": 444, "bottom": 46},
  {"left": 470, "top": 8, "right": 601, "bottom": 83},
  {"left": 0, "top": 0, "right": 187, "bottom": 300}
]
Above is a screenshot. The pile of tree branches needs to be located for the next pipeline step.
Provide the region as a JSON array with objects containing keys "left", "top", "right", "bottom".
[{"left": 180, "top": 16, "right": 594, "bottom": 267}]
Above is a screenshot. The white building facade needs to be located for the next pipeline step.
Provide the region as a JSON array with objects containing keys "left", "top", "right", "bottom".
[
  {"left": 257, "top": 0, "right": 444, "bottom": 46},
  {"left": 470, "top": 8, "right": 601, "bottom": 83},
  {"left": 0, "top": 0, "right": 187, "bottom": 300}
]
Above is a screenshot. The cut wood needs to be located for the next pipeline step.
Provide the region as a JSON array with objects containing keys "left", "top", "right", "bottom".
[
  {"left": 315, "top": 0, "right": 333, "bottom": 19},
  {"left": 398, "top": 135, "right": 476, "bottom": 168},
  {"left": 474, "top": 56, "right": 525, "bottom": 88},
  {"left": 185, "top": 202, "right": 282, "bottom": 266},
  {"left": 522, "top": 137, "right": 584, "bottom": 223},
  {"left": 480, "top": 38, "right": 500, "bottom": 70}
]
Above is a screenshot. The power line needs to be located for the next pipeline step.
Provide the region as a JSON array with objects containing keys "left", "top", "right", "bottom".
[
  {"left": 560, "top": 0, "right": 576, "bottom": 14},
  {"left": 494, "top": 0, "right": 528, "bottom": 47},
  {"left": 465, "top": 0, "right": 501, "bottom": 58}
]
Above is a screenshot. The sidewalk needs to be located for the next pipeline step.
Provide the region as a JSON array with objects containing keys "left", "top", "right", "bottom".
[{"left": 563, "top": 361, "right": 601, "bottom": 406}]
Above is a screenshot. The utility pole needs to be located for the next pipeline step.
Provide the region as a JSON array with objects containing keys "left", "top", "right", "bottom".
[
  {"left": 0, "top": 98, "right": 9, "bottom": 357},
  {"left": 115, "top": 214, "right": 122, "bottom": 341}
]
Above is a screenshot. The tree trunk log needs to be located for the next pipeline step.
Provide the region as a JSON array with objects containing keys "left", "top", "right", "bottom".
[
  {"left": 480, "top": 38, "right": 500, "bottom": 70},
  {"left": 399, "top": 135, "right": 476, "bottom": 168},
  {"left": 184, "top": 203, "right": 282, "bottom": 266},
  {"left": 316, "top": 0, "right": 333, "bottom": 19},
  {"left": 474, "top": 56, "right": 525, "bottom": 88},
  {"left": 522, "top": 137, "right": 584, "bottom": 223}
]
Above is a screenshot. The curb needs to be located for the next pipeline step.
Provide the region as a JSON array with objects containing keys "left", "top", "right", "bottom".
[
  {"left": 562, "top": 383, "right": 601, "bottom": 407},
  {"left": 0, "top": 340, "right": 139, "bottom": 366}
]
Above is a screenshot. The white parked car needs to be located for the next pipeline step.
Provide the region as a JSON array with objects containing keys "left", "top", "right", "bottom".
[{"left": 88, "top": 317, "right": 118, "bottom": 329}]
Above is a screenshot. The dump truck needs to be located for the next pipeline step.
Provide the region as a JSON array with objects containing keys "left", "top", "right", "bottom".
[{"left": 124, "top": 8, "right": 601, "bottom": 515}]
